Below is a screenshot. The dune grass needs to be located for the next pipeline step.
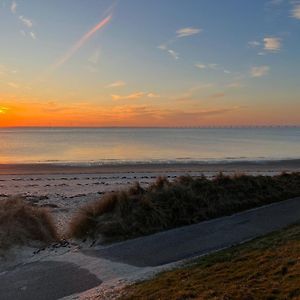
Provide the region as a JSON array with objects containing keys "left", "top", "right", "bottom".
[
  {"left": 69, "top": 172, "right": 300, "bottom": 242},
  {"left": 0, "top": 198, "right": 58, "bottom": 253},
  {"left": 120, "top": 224, "right": 300, "bottom": 300}
]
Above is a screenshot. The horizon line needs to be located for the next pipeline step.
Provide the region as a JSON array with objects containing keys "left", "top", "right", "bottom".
[{"left": 0, "top": 125, "right": 299, "bottom": 129}]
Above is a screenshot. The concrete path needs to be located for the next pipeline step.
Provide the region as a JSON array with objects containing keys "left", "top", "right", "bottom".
[
  {"left": 86, "top": 197, "right": 300, "bottom": 267},
  {"left": 1, "top": 197, "right": 300, "bottom": 300},
  {"left": 0, "top": 261, "right": 101, "bottom": 300}
]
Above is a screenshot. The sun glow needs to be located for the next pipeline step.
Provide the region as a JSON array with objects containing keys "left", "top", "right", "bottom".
[{"left": 0, "top": 107, "right": 9, "bottom": 114}]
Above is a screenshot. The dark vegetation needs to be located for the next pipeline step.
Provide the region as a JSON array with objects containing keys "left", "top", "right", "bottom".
[
  {"left": 69, "top": 172, "right": 300, "bottom": 242},
  {"left": 120, "top": 224, "right": 300, "bottom": 300},
  {"left": 0, "top": 198, "right": 58, "bottom": 252}
]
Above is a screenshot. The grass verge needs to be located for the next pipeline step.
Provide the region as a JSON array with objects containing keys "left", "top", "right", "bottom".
[
  {"left": 120, "top": 224, "right": 300, "bottom": 300},
  {"left": 69, "top": 173, "right": 300, "bottom": 242},
  {"left": 0, "top": 198, "right": 58, "bottom": 253}
]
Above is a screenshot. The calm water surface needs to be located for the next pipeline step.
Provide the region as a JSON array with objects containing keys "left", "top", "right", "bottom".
[{"left": 0, "top": 128, "right": 299, "bottom": 164}]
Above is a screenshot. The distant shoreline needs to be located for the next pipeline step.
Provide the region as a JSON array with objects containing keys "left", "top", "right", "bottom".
[
  {"left": 0, "top": 126, "right": 299, "bottom": 129},
  {"left": 0, "top": 159, "right": 299, "bottom": 175}
]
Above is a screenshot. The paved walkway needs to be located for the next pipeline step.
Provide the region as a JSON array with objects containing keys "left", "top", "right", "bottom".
[
  {"left": 1, "top": 197, "right": 300, "bottom": 300},
  {"left": 87, "top": 197, "right": 300, "bottom": 267}
]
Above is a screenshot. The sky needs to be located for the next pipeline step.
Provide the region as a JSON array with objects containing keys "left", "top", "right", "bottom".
[{"left": 0, "top": 0, "right": 299, "bottom": 127}]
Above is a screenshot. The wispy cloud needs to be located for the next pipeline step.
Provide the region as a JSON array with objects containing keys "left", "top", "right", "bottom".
[
  {"left": 248, "top": 40, "right": 261, "bottom": 48},
  {"left": 176, "top": 27, "right": 202, "bottom": 38},
  {"left": 105, "top": 105, "right": 239, "bottom": 126},
  {"left": 264, "top": 37, "right": 281, "bottom": 52},
  {"left": 107, "top": 81, "right": 126, "bottom": 88},
  {"left": 250, "top": 66, "right": 270, "bottom": 77},
  {"left": 208, "top": 63, "right": 218, "bottom": 69},
  {"left": 11, "top": 1, "right": 17, "bottom": 14},
  {"left": 19, "top": 15, "right": 33, "bottom": 28},
  {"left": 195, "top": 64, "right": 206, "bottom": 69},
  {"left": 111, "top": 92, "right": 160, "bottom": 100},
  {"left": 291, "top": 3, "right": 300, "bottom": 19},
  {"left": 167, "top": 49, "right": 179, "bottom": 60},
  {"left": 7, "top": 82, "right": 19, "bottom": 89},
  {"left": 52, "top": 14, "right": 112, "bottom": 70},
  {"left": 0, "top": 65, "right": 18, "bottom": 76},
  {"left": 158, "top": 26, "right": 202, "bottom": 60},
  {"left": 30, "top": 31, "right": 36, "bottom": 40},
  {"left": 160, "top": 107, "right": 240, "bottom": 124},
  {"left": 248, "top": 37, "right": 282, "bottom": 54},
  {"left": 158, "top": 45, "right": 179, "bottom": 60},
  {"left": 112, "top": 92, "right": 146, "bottom": 100},
  {"left": 195, "top": 63, "right": 229, "bottom": 74},
  {"left": 195, "top": 63, "right": 218, "bottom": 70},
  {"left": 9, "top": 2, "right": 37, "bottom": 41},
  {"left": 147, "top": 93, "right": 160, "bottom": 98}
]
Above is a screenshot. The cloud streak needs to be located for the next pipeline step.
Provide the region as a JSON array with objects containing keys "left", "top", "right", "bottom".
[
  {"left": 158, "top": 26, "right": 202, "bottom": 60},
  {"left": 195, "top": 63, "right": 219, "bottom": 70},
  {"left": 291, "top": 3, "right": 300, "bottom": 19},
  {"left": 112, "top": 92, "right": 146, "bottom": 100},
  {"left": 19, "top": 16, "right": 33, "bottom": 28},
  {"left": 248, "top": 37, "right": 282, "bottom": 54},
  {"left": 52, "top": 14, "right": 112, "bottom": 70},
  {"left": 167, "top": 49, "right": 179, "bottom": 60},
  {"left": 248, "top": 40, "right": 261, "bottom": 48},
  {"left": 251, "top": 66, "right": 270, "bottom": 77},
  {"left": 111, "top": 92, "right": 160, "bottom": 100},
  {"left": 264, "top": 37, "right": 281, "bottom": 52},
  {"left": 107, "top": 80, "right": 126, "bottom": 88},
  {"left": 30, "top": 31, "right": 36, "bottom": 40},
  {"left": 176, "top": 27, "right": 202, "bottom": 38},
  {"left": 11, "top": 1, "right": 17, "bottom": 14}
]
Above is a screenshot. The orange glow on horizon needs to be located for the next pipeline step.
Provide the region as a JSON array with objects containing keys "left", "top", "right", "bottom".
[{"left": 0, "top": 100, "right": 299, "bottom": 127}]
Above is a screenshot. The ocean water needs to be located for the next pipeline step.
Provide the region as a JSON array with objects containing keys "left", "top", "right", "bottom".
[{"left": 0, "top": 127, "right": 299, "bottom": 164}]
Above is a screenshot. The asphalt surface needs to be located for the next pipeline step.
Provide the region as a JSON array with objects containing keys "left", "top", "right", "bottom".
[
  {"left": 1, "top": 197, "right": 300, "bottom": 300},
  {"left": 86, "top": 197, "right": 300, "bottom": 267},
  {"left": 0, "top": 261, "right": 101, "bottom": 300}
]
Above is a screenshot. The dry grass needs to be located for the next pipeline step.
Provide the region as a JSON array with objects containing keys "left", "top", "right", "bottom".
[
  {"left": 69, "top": 173, "right": 300, "bottom": 242},
  {"left": 120, "top": 224, "right": 300, "bottom": 300},
  {"left": 0, "top": 198, "right": 58, "bottom": 252}
]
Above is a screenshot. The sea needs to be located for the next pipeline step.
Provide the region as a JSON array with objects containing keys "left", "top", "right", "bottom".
[{"left": 0, "top": 127, "right": 299, "bottom": 165}]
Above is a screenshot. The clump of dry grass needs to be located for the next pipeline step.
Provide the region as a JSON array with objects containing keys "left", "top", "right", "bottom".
[
  {"left": 0, "top": 198, "right": 58, "bottom": 252},
  {"left": 69, "top": 173, "right": 300, "bottom": 242}
]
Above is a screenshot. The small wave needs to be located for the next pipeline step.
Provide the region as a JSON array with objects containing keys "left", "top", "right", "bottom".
[{"left": 3, "top": 157, "right": 299, "bottom": 167}]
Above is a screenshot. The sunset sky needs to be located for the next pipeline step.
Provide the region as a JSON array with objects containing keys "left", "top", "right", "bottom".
[{"left": 0, "top": 0, "right": 300, "bottom": 127}]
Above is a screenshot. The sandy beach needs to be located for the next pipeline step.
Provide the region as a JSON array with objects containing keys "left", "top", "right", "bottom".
[
  {"left": 0, "top": 160, "right": 299, "bottom": 235},
  {"left": 1, "top": 160, "right": 300, "bottom": 299}
]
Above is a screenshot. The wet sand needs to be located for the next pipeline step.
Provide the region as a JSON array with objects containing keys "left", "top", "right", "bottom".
[{"left": 0, "top": 159, "right": 299, "bottom": 175}]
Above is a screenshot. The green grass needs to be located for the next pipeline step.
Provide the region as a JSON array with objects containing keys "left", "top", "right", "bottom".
[
  {"left": 69, "top": 173, "right": 300, "bottom": 242},
  {"left": 120, "top": 224, "right": 300, "bottom": 300},
  {"left": 0, "top": 198, "right": 58, "bottom": 254}
]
